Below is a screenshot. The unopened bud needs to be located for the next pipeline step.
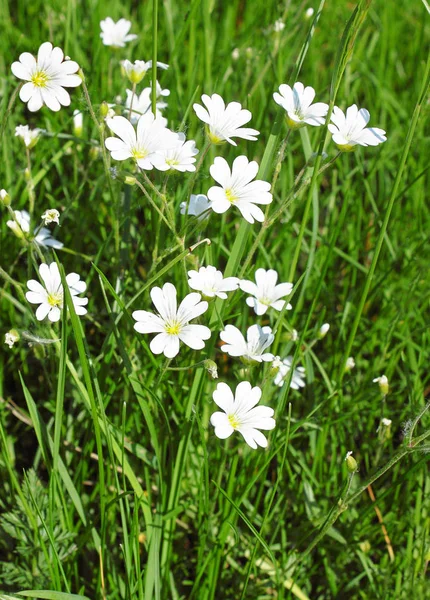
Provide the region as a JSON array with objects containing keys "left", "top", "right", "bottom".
[
  {"left": 304, "top": 7, "right": 315, "bottom": 20},
  {"left": 204, "top": 359, "right": 218, "bottom": 379},
  {"left": 24, "top": 168, "right": 31, "bottom": 181},
  {"left": 345, "top": 451, "right": 357, "bottom": 473},
  {"left": 373, "top": 375, "right": 389, "bottom": 396},
  {"left": 100, "top": 101, "right": 110, "bottom": 118},
  {"left": 1, "top": 189, "right": 11, "bottom": 206},
  {"left": 124, "top": 176, "right": 137, "bottom": 186},
  {"left": 73, "top": 110, "right": 83, "bottom": 137},
  {"left": 318, "top": 323, "right": 330, "bottom": 339},
  {"left": 345, "top": 357, "right": 355, "bottom": 372},
  {"left": 231, "top": 48, "right": 240, "bottom": 61},
  {"left": 378, "top": 417, "right": 392, "bottom": 442}
]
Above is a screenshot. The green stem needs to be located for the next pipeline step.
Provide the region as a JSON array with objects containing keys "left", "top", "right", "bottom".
[{"left": 152, "top": 0, "right": 158, "bottom": 116}]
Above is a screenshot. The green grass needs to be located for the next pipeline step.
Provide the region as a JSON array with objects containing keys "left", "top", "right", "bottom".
[{"left": 1, "top": 0, "right": 430, "bottom": 598}]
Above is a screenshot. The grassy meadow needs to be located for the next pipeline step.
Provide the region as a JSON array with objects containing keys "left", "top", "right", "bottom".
[{"left": 0, "top": 0, "right": 430, "bottom": 598}]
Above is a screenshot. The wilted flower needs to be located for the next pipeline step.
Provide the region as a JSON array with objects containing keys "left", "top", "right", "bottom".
[
  {"left": 41, "top": 208, "right": 60, "bottom": 225},
  {"left": 100, "top": 17, "right": 137, "bottom": 48},
  {"left": 122, "top": 59, "right": 168, "bottom": 84},
  {"left": 329, "top": 105, "right": 387, "bottom": 151},
  {"left": 151, "top": 133, "right": 199, "bottom": 173},
  {"left": 273, "top": 356, "right": 306, "bottom": 390},
  {"left": 7, "top": 210, "right": 63, "bottom": 249},
  {"left": 273, "top": 82, "right": 328, "bottom": 129},
  {"left": 180, "top": 194, "right": 212, "bottom": 220},
  {"left": 193, "top": 93, "right": 259, "bottom": 145},
  {"left": 11, "top": 42, "right": 81, "bottom": 112},
  {"left": 204, "top": 359, "right": 218, "bottom": 379},
  {"left": 220, "top": 324, "right": 274, "bottom": 364},
  {"left": 240, "top": 268, "right": 293, "bottom": 315},
  {"left": 26, "top": 262, "right": 88, "bottom": 322},
  {"left": 373, "top": 375, "right": 389, "bottom": 396},
  {"left": 208, "top": 156, "right": 272, "bottom": 224},
  {"left": 5, "top": 330, "right": 20, "bottom": 348},
  {"left": 132, "top": 283, "right": 211, "bottom": 358},
  {"left": 188, "top": 266, "right": 239, "bottom": 299},
  {"left": 15, "top": 125, "right": 42, "bottom": 149},
  {"left": 210, "top": 381, "right": 276, "bottom": 449}
]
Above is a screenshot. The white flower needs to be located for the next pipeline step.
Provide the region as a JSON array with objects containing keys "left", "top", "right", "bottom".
[
  {"left": 188, "top": 266, "right": 239, "bottom": 299},
  {"left": 124, "top": 84, "right": 169, "bottom": 124},
  {"left": 132, "top": 283, "right": 211, "bottom": 358},
  {"left": 208, "top": 156, "right": 272, "bottom": 224},
  {"left": 273, "top": 356, "right": 306, "bottom": 390},
  {"left": 11, "top": 42, "right": 81, "bottom": 112},
  {"left": 5, "top": 330, "right": 20, "bottom": 348},
  {"left": 105, "top": 114, "right": 177, "bottom": 170},
  {"left": 220, "top": 324, "right": 274, "bottom": 363},
  {"left": 41, "top": 208, "right": 60, "bottom": 225},
  {"left": 15, "top": 125, "right": 42, "bottom": 149},
  {"left": 210, "top": 381, "right": 275, "bottom": 449},
  {"left": 26, "top": 262, "right": 88, "bottom": 322},
  {"left": 373, "top": 375, "right": 389, "bottom": 395},
  {"left": 273, "top": 19, "right": 285, "bottom": 32},
  {"left": 240, "top": 268, "right": 293, "bottom": 315},
  {"left": 318, "top": 323, "right": 330, "bottom": 339},
  {"left": 122, "top": 59, "right": 168, "bottom": 84},
  {"left": 180, "top": 194, "right": 212, "bottom": 220},
  {"left": 7, "top": 210, "right": 63, "bottom": 249},
  {"left": 273, "top": 82, "right": 328, "bottom": 129},
  {"left": 193, "top": 93, "right": 259, "bottom": 145},
  {"left": 151, "top": 132, "right": 199, "bottom": 172},
  {"left": 100, "top": 17, "right": 137, "bottom": 47},
  {"left": 305, "top": 7, "right": 314, "bottom": 19},
  {"left": 381, "top": 417, "right": 392, "bottom": 427},
  {"left": 328, "top": 105, "right": 387, "bottom": 151},
  {"left": 73, "top": 110, "right": 83, "bottom": 137}
]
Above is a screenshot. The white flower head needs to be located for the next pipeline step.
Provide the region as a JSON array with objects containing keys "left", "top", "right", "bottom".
[
  {"left": 208, "top": 156, "right": 272, "bottom": 224},
  {"left": 5, "top": 330, "right": 20, "bottom": 348},
  {"left": 318, "top": 323, "right": 330, "bottom": 339},
  {"left": 273, "top": 82, "right": 329, "bottom": 129},
  {"left": 122, "top": 59, "right": 168, "bottom": 84},
  {"left": 329, "top": 105, "right": 387, "bottom": 151},
  {"left": 373, "top": 375, "right": 389, "bottom": 396},
  {"left": 305, "top": 7, "right": 315, "bottom": 19},
  {"left": 11, "top": 42, "right": 81, "bottom": 112},
  {"left": 7, "top": 210, "right": 63, "bottom": 249},
  {"left": 26, "top": 262, "right": 88, "bottom": 322},
  {"left": 273, "top": 19, "right": 285, "bottom": 32},
  {"left": 151, "top": 132, "right": 199, "bottom": 173},
  {"left": 180, "top": 194, "right": 212, "bottom": 220},
  {"left": 100, "top": 17, "right": 137, "bottom": 47},
  {"left": 188, "top": 266, "right": 239, "bottom": 299},
  {"left": 125, "top": 83, "right": 169, "bottom": 124},
  {"left": 220, "top": 324, "right": 274, "bottom": 364},
  {"left": 41, "top": 208, "right": 60, "bottom": 226},
  {"left": 73, "top": 110, "right": 83, "bottom": 137},
  {"left": 132, "top": 283, "right": 211, "bottom": 358},
  {"left": 345, "top": 356, "right": 355, "bottom": 372},
  {"left": 15, "top": 125, "right": 42, "bottom": 149},
  {"left": 193, "top": 93, "right": 259, "bottom": 145},
  {"left": 273, "top": 356, "right": 306, "bottom": 390},
  {"left": 210, "top": 381, "right": 276, "bottom": 449},
  {"left": 105, "top": 114, "right": 177, "bottom": 170},
  {"left": 240, "top": 268, "right": 293, "bottom": 315},
  {"left": 381, "top": 417, "right": 392, "bottom": 427}
]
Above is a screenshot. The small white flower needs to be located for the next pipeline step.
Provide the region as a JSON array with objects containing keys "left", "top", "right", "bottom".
[
  {"left": 345, "top": 356, "right": 355, "bottom": 372},
  {"left": 193, "top": 93, "right": 259, "bottom": 145},
  {"left": 122, "top": 59, "right": 168, "bottom": 84},
  {"left": 73, "top": 110, "right": 83, "bottom": 137},
  {"left": 318, "top": 323, "right": 330, "bottom": 339},
  {"left": 7, "top": 210, "right": 63, "bottom": 249},
  {"left": 273, "top": 356, "right": 306, "bottom": 390},
  {"left": 240, "top": 268, "right": 293, "bottom": 315},
  {"left": 180, "top": 194, "right": 212, "bottom": 220},
  {"left": 273, "top": 82, "right": 329, "bottom": 129},
  {"left": 11, "top": 42, "right": 81, "bottom": 112},
  {"left": 151, "top": 132, "right": 199, "bottom": 173},
  {"left": 26, "top": 262, "right": 88, "bottom": 322},
  {"left": 188, "top": 266, "right": 239, "bottom": 299},
  {"left": 41, "top": 208, "right": 60, "bottom": 226},
  {"left": 304, "top": 7, "right": 315, "bottom": 19},
  {"left": 210, "top": 381, "right": 276, "bottom": 449},
  {"left": 132, "top": 283, "right": 211, "bottom": 358},
  {"left": 273, "top": 19, "right": 285, "bottom": 32},
  {"left": 373, "top": 375, "right": 389, "bottom": 395},
  {"left": 329, "top": 105, "right": 387, "bottom": 151},
  {"left": 208, "top": 156, "right": 272, "bottom": 224},
  {"left": 105, "top": 114, "right": 177, "bottom": 170},
  {"left": 5, "top": 330, "right": 20, "bottom": 348},
  {"left": 220, "top": 324, "right": 274, "bottom": 363},
  {"left": 15, "top": 125, "right": 42, "bottom": 149},
  {"left": 100, "top": 17, "right": 137, "bottom": 48},
  {"left": 381, "top": 417, "right": 392, "bottom": 427},
  {"left": 125, "top": 82, "right": 170, "bottom": 123}
]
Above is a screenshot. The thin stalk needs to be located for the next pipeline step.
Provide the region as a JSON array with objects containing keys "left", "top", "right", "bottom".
[{"left": 152, "top": 0, "right": 159, "bottom": 116}]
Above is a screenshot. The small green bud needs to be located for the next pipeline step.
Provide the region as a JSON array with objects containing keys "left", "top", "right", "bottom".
[
  {"left": 124, "top": 175, "right": 137, "bottom": 186},
  {"left": 1, "top": 189, "right": 11, "bottom": 206},
  {"left": 345, "top": 451, "right": 357, "bottom": 473},
  {"left": 100, "top": 101, "right": 110, "bottom": 118},
  {"left": 373, "top": 375, "right": 389, "bottom": 396},
  {"left": 204, "top": 359, "right": 218, "bottom": 379}
]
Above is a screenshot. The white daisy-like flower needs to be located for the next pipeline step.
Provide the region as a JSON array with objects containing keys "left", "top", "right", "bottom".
[
  {"left": 180, "top": 194, "right": 212, "bottom": 220},
  {"left": 273, "top": 356, "right": 306, "bottom": 390},
  {"left": 220, "top": 324, "right": 274, "bottom": 363},
  {"left": 7, "top": 210, "right": 63, "bottom": 249},
  {"left": 273, "top": 82, "right": 328, "bottom": 129},
  {"left": 207, "top": 156, "right": 272, "bottom": 224},
  {"left": 210, "top": 381, "right": 276, "bottom": 449},
  {"left": 15, "top": 125, "right": 42, "bottom": 149},
  {"left": 193, "top": 93, "right": 259, "bottom": 145},
  {"left": 105, "top": 114, "right": 177, "bottom": 170},
  {"left": 122, "top": 59, "right": 168, "bottom": 84},
  {"left": 41, "top": 208, "right": 60, "bottom": 225},
  {"left": 240, "top": 268, "right": 293, "bottom": 315},
  {"left": 125, "top": 82, "right": 169, "bottom": 123},
  {"left": 100, "top": 17, "right": 137, "bottom": 48},
  {"left": 5, "top": 330, "right": 20, "bottom": 348},
  {"left": 11, "top": 42, "right": 81, "bottom": 112},
  {"left": 328, "top": 105, "right": 387, "bottom": 151},
  {"left": 26, "top": 262, "right": 88, "bottom": 322},
  {"left": 151, "top": 132, "right": 199, "bottom": 173},
  {"left": 188, "top": 266, "right": 239, "bottom": 299},
  {"left": 132, "top": 283, "right": 211, "bottom": 358}
]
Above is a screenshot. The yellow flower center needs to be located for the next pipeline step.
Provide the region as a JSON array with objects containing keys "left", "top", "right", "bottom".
[
  {"left": 31, "top": 70, "right": 49, "bottom": 88},
  {"left": 207, "top": 127, "right": 226, "bottom": 145},
  {"left": 165, "top": 321, "right": 181, "bottom": 335},
  {"left": 225, "top": 188, "right": 238, "bottom": 204},
  {"left": 47, "top": 292, "right": 63, "bottom": 307},
  {"left": 286, "top": 115, "right": 305, "bottom": 130},
  {"left": 336, "top": 142, "right": 357, "bottom": 153},
  {"left": 165, "top": 158, "right": 179, "bottom": 166},
  {"left": 228, "top": 414, "right": 240, "bottom": 429},
  {"left": 131, "top": 147, "right": 148, "bottom": 160}
]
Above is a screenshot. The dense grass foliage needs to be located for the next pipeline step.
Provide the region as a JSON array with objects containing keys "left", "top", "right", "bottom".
[{"left": 1, "top": 1, "right": 429, "bottom": 598}]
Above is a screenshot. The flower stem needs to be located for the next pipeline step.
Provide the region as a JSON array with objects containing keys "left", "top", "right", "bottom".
[{"left": 151, "top": 0, "right": 159, "bottom": 116}]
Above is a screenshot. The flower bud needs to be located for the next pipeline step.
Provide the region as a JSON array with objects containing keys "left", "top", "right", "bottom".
[
  {"left": 204, "top": 359, "right": 218, "bottom": 379},
  {"left": 73, "top": 110, "right": 83, "bottom": 137},
  {"left": 304, "top": 7, "right": 315, "bottom": 20},
  {"left": 373, "top": 375, "right": 389, "bottom": 396},
  {"left": 5, "top": 330, "right": 20, "bottom": 348},
  {"left": 124, "top": 176, "right": 137, "bottom": 186},
  {"left": 269, "top": 356, "right": 283, "bottom": 377},
  {"left": 100, "top": 101, "right": 110, "bottom": 118},
  {"left": 345, "top": 451, "right": 357, "bottom": 473},
  {"left": 0, "top": 189, "right": 11, "bottom": 206},
  {"left": 378, "top": 417, "right": 392, "bottom": 443},
  {"left": 24, "top": 168, "right": 31, "bottom": 181},
  {"left": 231, "top": 48, "right": 240, "bottom": 61},
  {"left": 318, "top": 323, "right": 330, "bottom": 339},
  {"left": 345, "top": 356, "right": 355, "bottom": 372}
]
